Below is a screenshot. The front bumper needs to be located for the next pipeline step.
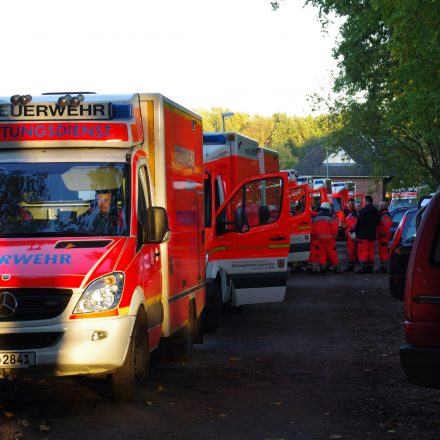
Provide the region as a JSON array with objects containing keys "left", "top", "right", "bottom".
[
  {"left": 0, "top": 314, "right": 135, "bottom": 378},
  {"left": 399, "top": 344, "right": 440, "bottom": 388}
]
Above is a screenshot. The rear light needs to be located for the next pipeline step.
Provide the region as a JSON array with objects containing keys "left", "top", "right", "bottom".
[{"left": 389, "top": 214, "right": 407, "bottom": 256}]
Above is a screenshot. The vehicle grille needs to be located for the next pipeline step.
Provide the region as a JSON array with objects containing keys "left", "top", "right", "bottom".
[
  {"left": 0, "top": 332, "right": 64, "bottom": 349},
  {"left": 0, "top": 288, "right": 73, "bottom": 321}
]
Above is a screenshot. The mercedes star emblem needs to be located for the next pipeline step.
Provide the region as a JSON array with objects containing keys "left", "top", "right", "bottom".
[{"left": 0, "top": 291, "right": 18, "bottom": 318}]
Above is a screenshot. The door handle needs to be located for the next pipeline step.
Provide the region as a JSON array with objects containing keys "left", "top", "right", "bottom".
[{"left": 269, "top": 236, "right": 287, "bottom": 241}]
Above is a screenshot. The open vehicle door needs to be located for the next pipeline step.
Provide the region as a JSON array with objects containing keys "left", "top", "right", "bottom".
[
  {"left": 209, "top": 172, "right": 290, "bottom": 307},
  {"left": 287, "top": 183, "right": 312, "bottom": 269}
]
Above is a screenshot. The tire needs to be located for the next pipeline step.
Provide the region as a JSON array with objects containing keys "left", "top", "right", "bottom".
[
  {"left": 203, "top": 281, "right": 222, "bottom": 333},
  {"left": 110, "top": 308, "right": 150, "bottom": 403}
]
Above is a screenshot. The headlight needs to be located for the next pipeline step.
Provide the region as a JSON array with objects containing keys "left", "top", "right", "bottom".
[{"left": 73, "top": 273, "right": 124, "bottom": 314}]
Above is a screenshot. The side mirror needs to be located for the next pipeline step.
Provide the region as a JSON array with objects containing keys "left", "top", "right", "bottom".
[{"left": 143, "top": 206, "right": 170, "bottom": 244}]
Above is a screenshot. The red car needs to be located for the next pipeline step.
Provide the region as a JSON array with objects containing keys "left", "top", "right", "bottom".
[{"left": 400, "top": 189, "right": 440, "bottom": 388}]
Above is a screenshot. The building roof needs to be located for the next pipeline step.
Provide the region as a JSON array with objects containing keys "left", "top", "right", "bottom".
[{"left": 295, "top": 145, "right": 372, "bottom": 177}]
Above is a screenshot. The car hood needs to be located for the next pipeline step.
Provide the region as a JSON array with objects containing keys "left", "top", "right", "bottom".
[{"left": 0, "top": 237, "right": 128, "bottom": 289}]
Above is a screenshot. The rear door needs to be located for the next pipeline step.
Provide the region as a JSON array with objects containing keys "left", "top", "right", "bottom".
[{"left": 211, "top": 172, "right": 290, "bottom": 307}]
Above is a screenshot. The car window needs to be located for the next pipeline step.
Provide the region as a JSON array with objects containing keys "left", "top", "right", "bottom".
[
  {"left": 402, "top": 211, "right": 417, "bottom": 243},
  {"left": 391, "top": 210, "right": 407, "bottom": 226}
]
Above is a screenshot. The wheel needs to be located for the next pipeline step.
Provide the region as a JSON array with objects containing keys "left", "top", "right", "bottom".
[
  {"left": 110, "top": 308, "right": 150, "bottom": 403},
  {"left": 203, "top": 281, "right": 222, "bottom": 332}
]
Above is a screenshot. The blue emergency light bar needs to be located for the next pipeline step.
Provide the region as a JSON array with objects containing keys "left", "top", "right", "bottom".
[
  {"left": 111, "top": 104, "right": 132, "bottom": 119},
  {"left": 203, "top": 133, "right": 226, "bottom": 144}
]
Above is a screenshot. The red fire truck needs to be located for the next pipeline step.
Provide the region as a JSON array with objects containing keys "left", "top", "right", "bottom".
[
  {"left": 203, "top": 133, "right": 292, "bottom": 330},
  {"left": 0, "top": 92, "right": 206, "bottom": 402}
]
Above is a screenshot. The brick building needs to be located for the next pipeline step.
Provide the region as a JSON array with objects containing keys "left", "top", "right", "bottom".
[{"left": 294, "top": 145, "right": 390, "bottom": 204}]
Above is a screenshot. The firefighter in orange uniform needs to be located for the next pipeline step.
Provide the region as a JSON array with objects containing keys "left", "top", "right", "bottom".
[
  {"left": 311, "top": 202, "right": 341, "bottom": 273},
  {"left": 376, "top": 200, "right": 392, "bottom": 273},
  {"left": 345, "top": 201, "right": 361, "bottom": 271}
]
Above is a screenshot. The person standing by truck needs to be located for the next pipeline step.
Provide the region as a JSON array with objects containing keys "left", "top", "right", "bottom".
[
  {"left": 376, "top": 200, "right": 392, "bottom": 273},
  {"left": 311, "top": 201, "right": 341, "bottom": 273},
  {"left": 354, "top": 195, "right": 380, "bottom": 273},
  {"left": 345, "top": 201, "right": 361, "bottom": 271}
]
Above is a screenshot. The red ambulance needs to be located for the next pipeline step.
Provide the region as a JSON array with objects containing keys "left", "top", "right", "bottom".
[
  {"left": 203, "top": 133, "right": 291, "bottom": 330},
  {"left": 0, "top": 93, "right": 205, "bottom": 402}
]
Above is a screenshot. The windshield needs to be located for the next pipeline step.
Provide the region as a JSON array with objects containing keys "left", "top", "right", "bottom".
[
  {"left": 0, "top": 162, "right": 129, "bottom": 237},
  {"left": 391, "top": 209, "right": 408, "bottom": 227}
]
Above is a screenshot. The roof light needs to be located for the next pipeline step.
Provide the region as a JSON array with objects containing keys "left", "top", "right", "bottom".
[
  {"left": 203, "top": 133, "right": 227, "bottom": 144},
  {"left": 10, "top": 94, "right": 32, "bottom": 105},
  {"left": 10, "top": 95, "right": 20, "bottom": 105},
  {"left": 70, "top": 97, "right": 80, "bottom": 108},
  {"left": 19, "top": 95, "right": 32, "bottom": 105},
  {"left": 111, "top": 104, "right": 132, "bottom": 119},
  {"left": 58, "top": 96, "right": 69, "bottom": 107},
  {"left": 57, "top": 94, "right": 84, "bottom": 108}
]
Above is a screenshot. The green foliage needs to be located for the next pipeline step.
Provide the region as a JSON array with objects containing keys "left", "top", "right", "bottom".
[
  {"left": 306, "top": 0, "right": 440, "bottom": 189},
  {"left": 195, "top": 107, "right": 333, "bottom": 170}
]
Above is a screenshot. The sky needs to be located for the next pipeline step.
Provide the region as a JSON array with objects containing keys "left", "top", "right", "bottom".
[{"left": 3, "top": 0, "right": 340, "bottom": 117}]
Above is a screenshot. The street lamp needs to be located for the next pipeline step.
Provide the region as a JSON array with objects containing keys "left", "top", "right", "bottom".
[{"left": 221, "top": 112, "right": 234, "bottom": 132}]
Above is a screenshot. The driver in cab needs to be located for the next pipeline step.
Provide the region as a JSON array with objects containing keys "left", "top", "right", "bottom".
[{"left": 78, "top": 190, "right": 122, "bottom": 235}]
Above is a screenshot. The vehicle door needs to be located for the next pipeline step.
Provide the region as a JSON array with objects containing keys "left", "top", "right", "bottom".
[
  {"left": 211, "top": 172, "right": 290, "bottom": 307},
  {"left": 287, "top": 183, "right": 311, "bottom": 264}
]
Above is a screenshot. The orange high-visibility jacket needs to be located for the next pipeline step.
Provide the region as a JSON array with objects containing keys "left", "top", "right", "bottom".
[{"left": 376, "top": 209, "right": 392, "bottom": 241}]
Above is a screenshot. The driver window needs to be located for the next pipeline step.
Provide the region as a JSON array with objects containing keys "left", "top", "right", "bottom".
[
  {"left": 217, "top": 177, "right": 283, "bottom": 234},
  {"left": 289, "top": 187, "right": 306, "bottom": 216}
]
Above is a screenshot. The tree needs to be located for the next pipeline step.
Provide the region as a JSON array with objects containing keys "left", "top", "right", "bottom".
[{"left": 306, "top": 0, "right": 440, "bottom": 188}]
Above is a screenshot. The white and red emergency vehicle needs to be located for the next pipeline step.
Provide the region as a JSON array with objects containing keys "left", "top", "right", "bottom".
[
  {"left": 0, "top": 92, "right": 206, "bottom": 402},
  {"left": 202, "top": 133, "right": 292, "bottom": 330},
  {"left": 390, "top": 188, "right": 419, "bottom": 208},
  {"left": 258, "top": 145, "right": 279, "bottom": 174}
]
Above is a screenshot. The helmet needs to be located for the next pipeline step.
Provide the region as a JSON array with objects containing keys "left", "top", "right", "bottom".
[{"left": 320, "top": 202, "right": 332, "bottom": 210}]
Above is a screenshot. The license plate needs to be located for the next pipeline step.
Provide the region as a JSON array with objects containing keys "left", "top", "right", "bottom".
[{"left": 0, "top": 352, "right": 36, "bottom": 368}]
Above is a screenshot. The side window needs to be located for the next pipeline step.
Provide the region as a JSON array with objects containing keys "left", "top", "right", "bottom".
[
  {"left": 214, "top": 178, "right": 222, "bottom": 212},
  {"left": 217, "top": 177, "right": 282, "bottom": 234},
  {"left": 289, "top": 187, "right": 306, "bottom": 216},
  {"left": 402, "top": 212, "right": 417, "bottom": 243},
  {"left": 137, "top": 166, "right": 151, "bottom": 245}
]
